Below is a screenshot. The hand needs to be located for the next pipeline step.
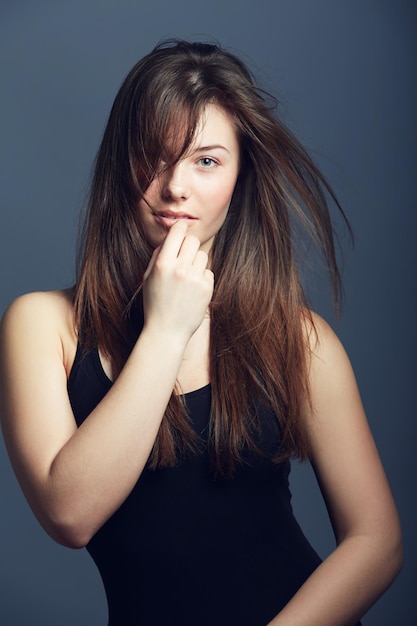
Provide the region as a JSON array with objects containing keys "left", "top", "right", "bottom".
[{"left": 142, "top": 221, "right": 214, "bottom": 344}]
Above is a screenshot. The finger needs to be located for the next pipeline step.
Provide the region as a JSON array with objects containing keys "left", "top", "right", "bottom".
[
  {"left": 143, "top": 245, "right": 161, "bottom": 280},
  {"left": 157, "top": 220, "right": 188, "bottom": 260},
  {"left": 178, "top": 234, "right": 202, "bottom": 264},
  {"left": 204, "top": 268, "right": 215, "bottom": 293},
  {"left": 192, "top": 249, "right": 209, "bottom": 272}
]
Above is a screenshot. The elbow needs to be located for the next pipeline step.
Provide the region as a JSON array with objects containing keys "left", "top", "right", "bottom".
[
  {"left": 21, "top": 474, "right": 100, "bottom": 548},
  {"left": 375, "top": 518, "right": 404, "bottom": 588},
  {"left": 388, "top": 530, "right": 404, "bottom": 581},
  {"left": 49, "top": 526, "right": 92, "bottom": 550},
  {"left": 38, "top": 509, "right": 96, "bottom": 549},
  {"left": 36, "top": 484, "right": 100, "bottom": 548},
  {"left": 387, "top": 512, "right": 404, "bottom": 580}
]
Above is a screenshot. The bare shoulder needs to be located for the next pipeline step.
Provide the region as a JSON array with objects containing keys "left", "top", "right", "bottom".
[
  {"left": 303, "top": 310, "right": 350, "bottom": 374},
  {"left": 2, "top": 289, "right": 73, "bottom": 320},
  {"left": 1, "top": 290, "right": 77, "bottom": 376},
  {"left": 1, "top": 289, "right": 75, "bottom": 338},
  {"left": 301, "top": 309, "right": 344, "bottom": 359},
  {"left": 300, "top": 309, "right": 360, "bottom": 429}
]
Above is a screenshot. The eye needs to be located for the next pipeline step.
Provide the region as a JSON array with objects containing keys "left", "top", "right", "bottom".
[{"left": 198, "top": 157, "right": 217, "bottom": 168}]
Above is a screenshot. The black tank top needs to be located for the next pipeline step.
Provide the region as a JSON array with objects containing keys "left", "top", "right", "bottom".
[{"left": 68, "top": 346, "right": 362, "bottom": 626}]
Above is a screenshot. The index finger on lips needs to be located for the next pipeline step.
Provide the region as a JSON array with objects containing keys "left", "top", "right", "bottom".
[{"left": 158, "top": 220, "right": 188, "bottom": 260}]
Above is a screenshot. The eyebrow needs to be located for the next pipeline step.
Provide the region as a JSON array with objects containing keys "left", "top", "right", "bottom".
[{"left": 193, "top": 144, "right": 230, "bottom": 154}]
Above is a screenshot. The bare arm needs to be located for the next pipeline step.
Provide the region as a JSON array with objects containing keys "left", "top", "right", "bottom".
[
  {"left": 0, "top": 221, "right": 213, "bottom": 548},
  {"left": 267, "top": 314, "right": 402, "bottom": 626}
]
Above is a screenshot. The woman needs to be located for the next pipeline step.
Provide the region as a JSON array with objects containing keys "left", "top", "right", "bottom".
[{"left": 0, "top": 40, "right": 402, "bottom": 625}]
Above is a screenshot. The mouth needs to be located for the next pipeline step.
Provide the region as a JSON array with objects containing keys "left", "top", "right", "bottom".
[{"left": 152, "top": 211, "right": 197, "bottom": 228}]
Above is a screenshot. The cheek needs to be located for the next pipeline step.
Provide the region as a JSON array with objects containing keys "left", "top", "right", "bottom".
[
  {"left": 207, "top": 176, "right": 237, "bottom": 212},
  {"left": 208, "top": 193, "right": 234, "bottom": 232}
]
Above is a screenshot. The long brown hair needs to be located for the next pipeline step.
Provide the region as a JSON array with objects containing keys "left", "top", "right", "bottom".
[{"left": 74, "top": 40, "right": 350, "bottom": 475}]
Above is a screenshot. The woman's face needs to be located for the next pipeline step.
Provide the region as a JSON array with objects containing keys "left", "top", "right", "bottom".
[{"left": 138, "top": 104, "right": 240, "bottom": 255}]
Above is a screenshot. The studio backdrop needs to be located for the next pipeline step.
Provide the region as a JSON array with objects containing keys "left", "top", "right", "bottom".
[{"left": 0, "top": 1, "right": 415, "bottom": 624}]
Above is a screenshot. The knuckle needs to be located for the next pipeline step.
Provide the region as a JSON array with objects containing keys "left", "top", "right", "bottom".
[
  {"left": 184, "top": 234, "right": 200, "bottom": 248},
  {"left": 196, "top": 250, "right": 209, "bottom": 264},
  {"left": 153, "top": 257, "right": 169, "bottom": 274},
  {"left": 172, "top": 264, "right": 188, "bottom": 281}
]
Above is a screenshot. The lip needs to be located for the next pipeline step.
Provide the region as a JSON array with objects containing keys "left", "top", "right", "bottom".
[{"left": 152, "top": 211, "right": 197, "bottom": 228}]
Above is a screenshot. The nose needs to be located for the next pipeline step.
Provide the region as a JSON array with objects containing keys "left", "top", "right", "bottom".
[{"left": 160, "top": 163, "right": 190, "bottom": 201}]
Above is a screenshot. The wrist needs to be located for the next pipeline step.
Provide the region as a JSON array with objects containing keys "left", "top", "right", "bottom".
[{"left": 138, "top": 322, "right": 190, "bottom": 357}]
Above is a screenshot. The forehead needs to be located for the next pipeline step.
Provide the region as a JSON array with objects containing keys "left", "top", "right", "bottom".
[
  {"left": 195, "top": 105, "right": 237, "bottom": 142},
  {"left": 167, "top": 104, "right": 239, "bottom": 156}
]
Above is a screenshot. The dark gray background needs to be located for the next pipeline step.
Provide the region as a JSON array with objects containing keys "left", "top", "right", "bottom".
[{"left": 0, "top": 1, "right": 415, "bottom": 624}]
